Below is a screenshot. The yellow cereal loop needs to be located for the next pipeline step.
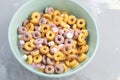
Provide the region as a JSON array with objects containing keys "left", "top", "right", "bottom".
[
  {"left": 47, "top": 53, "right": 54, "bottom": 59},
  {"left": 40, "top": 46, "right": 49, "bottom": 54},
  {"left": 77, "top": 40, "right": 86, "bottom": 46},
  {"left": 31, "top": 50, "right": 39, "bottom": 56},
  {"left": 28, "top": 30, "right": 34, "bottom": 34},
  {"left": 30, "top": 39, "right": 36, "bottom": 48},
  {"left": 24, "top": 42, "right": 33, "bottom": 51},
  {"left": 55, "top": 61, "right": 60, "bottom": 65},
  {"left": 69, "top": 59, "right": 78, "bottom": 67},
  {"left": 65, "top": 60, "right": 70, "bottom": 67},
  {"left": 26, "top": 23, "right": 34, "bottom": 31},
  {"left": 46, "top": 31, "right": 55, "bottom": 41},
  {"left": 78, "top": 44, "right": 88, "bottom": 54},
  {"left": 72, "top": 41, "right": 77, "bottom": 48},
  {"left": 77, "top": 19, "right": 86, "bottom": 29},
  {"left": 60, "top": 21, "right": 67, "bottom": 28},
  {"left": 71, "top": 61, "right": 79, "bottom": 68},
  {"left": 54, "top": 51, "right": 64, "bottom": 61},
  {"left": 33, "top": 55, "right": 42, "bottom": 64},
  {"left": 43, "top": 14, "right": 52, "bottom": 20},
  {"left": 78, "top": 33, "right": 85, "bottom": 42},
  {"left": 69, "top": 49, "right": 77, "bottom": 55},
  {"left": 81, "top": 29, "right": 88, "bottom": 38},
  {"left": 63, "top": 28, "right": 68, "bottom": 32},
  {"left": 62, "top": 13, "right": 68, "bottom": 22},
  {"left": 41, "top": 24, "right": 50, "bottom": 33},
  {"left": 53, "top": 10, "right": 60, "bottom": 16},
  {"left": 61, "top": 63, "right": 68, "bottom": 72},
  {"left": 27, "top": 55, "right": 33, "bottom": 64},
  {"left": 72, "top": 24, "right": 77, "bottom": 31},
  {"left": 67, "top": 15, "right": 76, "bottom": 25},
  {"left": 41, "top": 32, "right": 45, "bottom": 38},
  {"left": 31, "top": 12, "right": 41, "bottom": 20},
  {"left": 53, "top": 16, "right": 62, "bottom": 25},
  {"left": 78, "top": 53, "right": 87, "bottom": 63},
  {"left": 30, "top": 19, "right": 39, "bottom": 26}
]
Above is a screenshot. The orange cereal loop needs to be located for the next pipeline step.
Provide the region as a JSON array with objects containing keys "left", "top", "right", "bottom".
[
  {"left": 46, "top": 31, "right": 55, "bottom": 41},
  {"left": 53, "top": 16, "right": 62, "bottom": 25},
  {"left": 26, "top": 23, "right": 34, "bottom": 31},
  {"left": 76, "top": 19, "right": 86, "bottom": 29},
  {"left": 41, "top": 24, "right": 50, "bottom": 33},
  {"left": 30, "top": 19, "right": 39, "bottom": 26},
  {"left": 40, "top": 46, "right": 49, "bottom": 54},
  {"left": 43, "top": 14, "right": 52, "bottom": 20},
  {"left": 53, "top": 10, "right": 60, "bottom": 16},
  {"left": 67, "top": 15, "right": 76, "bottom": 25},
  {"left": 31, "top": 12, "right": 41, "bottom": 20}
]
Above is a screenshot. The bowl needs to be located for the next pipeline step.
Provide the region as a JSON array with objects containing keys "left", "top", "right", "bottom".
[{"left": 8, "top": 0, "right": 99, "bottom": 78}]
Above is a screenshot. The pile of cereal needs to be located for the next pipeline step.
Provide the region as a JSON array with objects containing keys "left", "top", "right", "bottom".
[{"left": 18, "top": 7, "right": 89, "bottom": 74}]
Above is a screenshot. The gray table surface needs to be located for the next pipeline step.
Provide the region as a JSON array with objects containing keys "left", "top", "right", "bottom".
[{"left": 0, "top": 0, "right": 120, "bottom": 80}]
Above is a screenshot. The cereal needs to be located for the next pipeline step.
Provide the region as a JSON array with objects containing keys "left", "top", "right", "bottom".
[{"left": 18, "top": 7, "right": 89, "bottom": 74}]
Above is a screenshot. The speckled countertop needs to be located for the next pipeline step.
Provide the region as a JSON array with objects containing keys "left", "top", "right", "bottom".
[{"left": 0, "top": 0, "right": 120, "bottom": 80}]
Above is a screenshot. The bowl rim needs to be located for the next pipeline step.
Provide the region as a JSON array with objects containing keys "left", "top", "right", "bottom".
[{"left": 8, "top": 0, "right": 99, "bottom": 78}]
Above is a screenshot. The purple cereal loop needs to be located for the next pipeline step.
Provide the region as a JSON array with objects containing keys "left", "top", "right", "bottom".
[
  {"left": 55, "top": 64, "right": 64, "bottom": 74},
  {"left": 36, "top": 44, "right": 42, "bottom": 49},
  {"left": 47, "top": 7, "right": 54, "bottom": 14},
  {"left": 74, "top": 29, "right": 81, "bottom": 39},
  {"left": 19, "top": 44, "right": 24, "bottom": 48},
  {"left": 47, "top": 57, "right": 55, "bottom": 65},
  {"left": 45, "top": 65, "right": 55, "bottom": 74},
  {"left": 52, "top": 27, "right": 58, "bottom": 33},
  {"left": 55, "top": 35, "right": 64, "bottom": 44},
  {"left": 36, "top": 63, "right": 45, "bottom": 69},
  {"left": 43, "top": 38, "right": 48, "bottom": 45},
  {"left": 39, "top": 18, "right": 47, "bottom": 26},
  {"left": 64, "top": 39, "right": 73, "bottom": 46},
  {"left": 22, "top": 50, "right": 30, "bottom": 55},
  {"left": 34, "top": 38, "right": 44, "bottom": 45},
  {"left": 31, "top": 63, "right": 37, "bottom": 68},
  {"left": 18, "top": 27, "right": 27, "bottom": 34},
  {"left": 32, "top": 31, "right": 41, "bottom": 39},
  {"left": 22, "top": 19, "right": 29, "bottom": 27},
  {"left": 42, "top": 55, "right": 47, "bottom": 64},
  {"left": 23, "top": 32, "right": 32, "bottom": 41},
  {"left": 48, "top": 23, "right": 56, "bottom": 27}
]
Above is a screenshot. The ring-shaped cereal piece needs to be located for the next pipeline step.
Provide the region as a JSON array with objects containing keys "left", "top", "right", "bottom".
[
  {"left": 60, "top": 21, "right": 67, "bottom": 28},
  {"left": 45, "top": 7, "right": 54, "bottom": 14},
  {"left": 81, "top": 29, "right": 88, "bottom": 38},
  {"left": 69, "top": 49, "right": 77, "bottom": 55},
  {"left": 72, "top": 41, "right": 77, "bottom": 49},
  {"left": 74, "top": 29, "right": 81, "bottom": 39},
  {"left": 67, "top": 15, "right": 76, "bottom": 25},
  {"left": 42, "top": 55, "right": 47, "bottom": 64},
  {"left": 39, "top": 18, "right": 47, "bottom": 26},
  {"left": 46, "top": 31, "right": 55, "bottom": 41},
  {"left": 27, "top": 55, "right": 33, "bottom": 64},
  {"left": 31, "top": 12, "right": 41, "bottom": 20},
  {"left": 53, "top": 10, "right": 60, "bottom": 16},
  {"left": 43, "top": 38, "right": 48, "bottom": 46},
  {"left": 53, "top": 16, "right": 62, "bottom": 25},
  {"left": 33, "top": 55, "right": 42, "bottom": 64},
  {"left": 40, "top": 46, "right": 49, "bottom": 54},
  {"left": 31, "top": 49, "right": 39, "bottom": 56},
  {"left": 64, "top": 39, "right": 73, "bottom": 46},
  {"left": 30, "top": 19, "right": 39, "bottom": 26},
  {"left": 62, "top": 13, "right": 68, "bottom": 22},
  {"left": 54, "top": 51, "right": 64, "bottom": 61},
  {"left": 43, "top": 14, "right": 52, "bottom": 20},
  {"left": 55, "top": 64, "right": 64, "bottom": 74},
  {"left": 47, "top": 57, "right": 55, "bottom": 65},
  {"left": 78, "top": 45, "right": 88, "bottom": 54},
  {"left": 32, "top": 31, "right": 41, "bottom": 39},
  {"left": 26, "top": 23, "right": 34, "bottom": 31},
  {"left": 37, "top": 63, "right": 45, "bottom": 72},
  {"left": 78, "top": 33, "right": 86, "bottom": 42},
  {"left": 60, "top": 63, "right": 68, "bottom": 72},
  {"left": 67, "top": 54, "right": 76, "bottom": 61},
  {"left": 50, "top": 45, "right": 60, "bottom": 54},
  {"left": 61, "top": 45, "right": 72, "bottom": 54},
  {"left": 47, "top": 53, "right": 54, "bottom": 59},
  {"left": 22, "top": 19, "right": 29, "bottom": 27},
  {"left": 69, "top": 59, "right": 78, "bottom": 67},
  {"left": 77, "top": 40, "right": 86, "bottom": 46},
  {"left": 30, "top": 39, "right": 36, "bottom": 48},
  {"left": 55, "top": 35, "right": 64, "bottom": 44},
  {"left": 24, "top": 42, "right": 33, "bottom": 51},
  {"left": 18, "top": 26, "right": 27, "bottom": 34},
  {"left": 72, "top": 24, "right": 77, "bottom": 31},
  {"left": 77, "top": 19, "right": 86, "bottom": 29},
  {"left": 78, "top": 53, "right": 87, "bottom": 63},
  {"left": 41, "top": 24, "right": 50, "bottom": 33},
  {"left": 45, "top": 65, "right": 55, "bottom": 74},
  {"left": 23, "top": 32, "right": 32, "bottom": 41}
]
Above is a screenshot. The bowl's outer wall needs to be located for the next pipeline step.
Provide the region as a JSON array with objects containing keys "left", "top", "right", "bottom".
[{"left": 9, "top": 0, "right": 99, "bottom": 78}]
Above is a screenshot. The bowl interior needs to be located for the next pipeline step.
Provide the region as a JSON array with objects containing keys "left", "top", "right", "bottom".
[{"left": 9, "top": 0, "right": 98, "bottom": 78}]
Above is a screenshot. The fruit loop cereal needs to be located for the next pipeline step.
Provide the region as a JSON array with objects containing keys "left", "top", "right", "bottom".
[{"left": 18, "top": 7, "right": 89, "bottom": 74}]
